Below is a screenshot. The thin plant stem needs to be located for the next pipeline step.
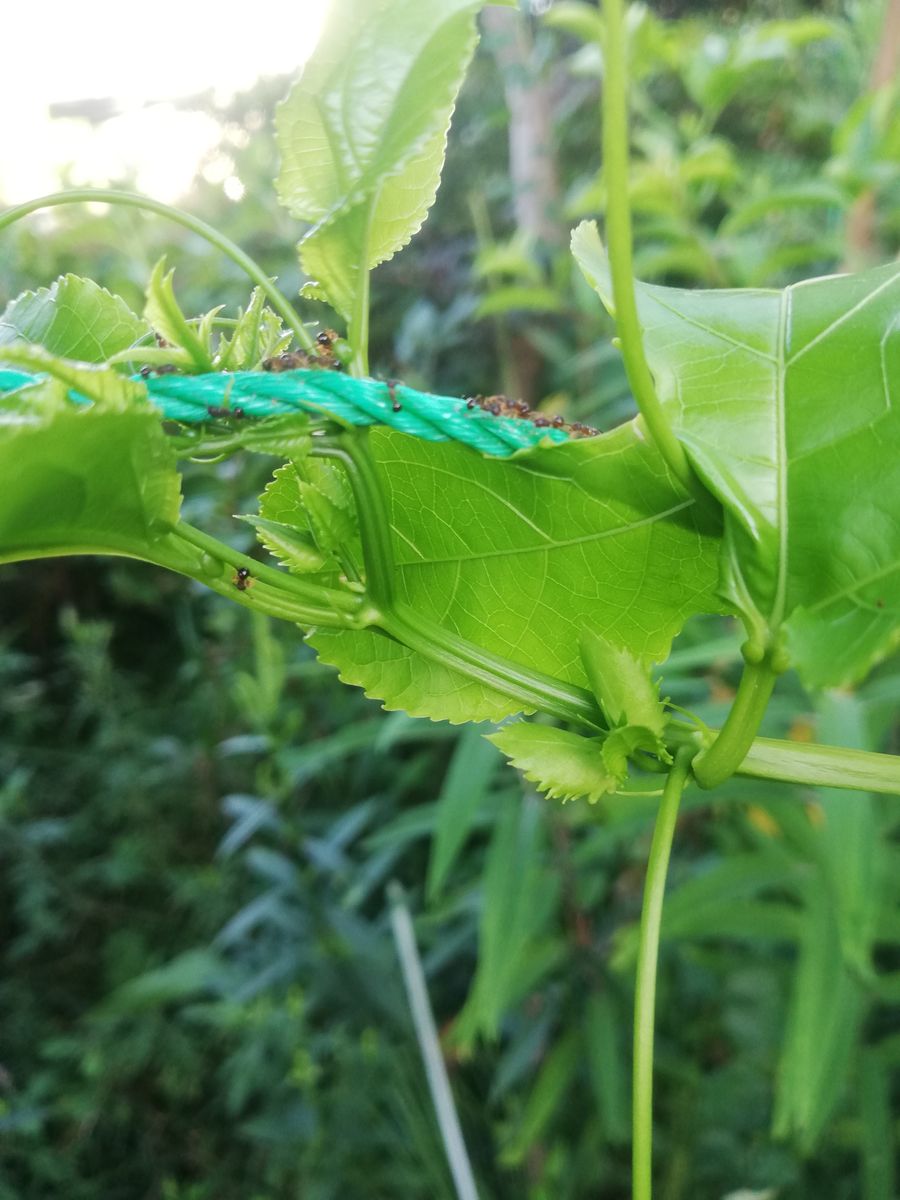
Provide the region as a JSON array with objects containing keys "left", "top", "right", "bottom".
[
  {"left": 314, "top": 435, "right": 396, "bottom": 611},
  {"left": 388, "top": 882, "right": 480, "bottom": 1200},
  {"left": 0, "top": 189, "right": 314, "bottom": 350},
  {"left": 170, "top": 521, "right": 366, "bottom": 617},
  {"left": 601, "top": 0, "right": 697, "bottom": 498},
  {"left": 735, "top": 735, "right": 900, "bottom": 797},
  {"left": 632, "top": 746, "right": 694, "bottom": 1200}
]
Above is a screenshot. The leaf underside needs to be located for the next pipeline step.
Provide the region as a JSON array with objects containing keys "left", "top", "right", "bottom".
[
  {"left": 573, "top": 221, "right": 900, "bottom": 687},
  {"left": 308, "top": 422, "right": 726, "bottom": 723}
]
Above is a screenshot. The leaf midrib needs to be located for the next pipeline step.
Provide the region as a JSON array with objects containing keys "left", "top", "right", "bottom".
[{"left": 390, "top": 498, "right": 696, "bottom": 567}]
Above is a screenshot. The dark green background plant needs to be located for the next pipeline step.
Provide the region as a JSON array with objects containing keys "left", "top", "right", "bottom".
[{"left": 1, "top": 2, "right": 898, "bottom": 1198}]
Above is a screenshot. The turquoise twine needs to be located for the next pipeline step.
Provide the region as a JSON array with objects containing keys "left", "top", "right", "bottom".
[{"left": 0, "top": 367, "right": 572, "bottom": 457}]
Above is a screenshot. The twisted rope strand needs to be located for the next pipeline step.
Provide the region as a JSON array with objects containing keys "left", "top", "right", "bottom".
[{"left": 0, "top": 367, "right": 575, "bottom": 458}]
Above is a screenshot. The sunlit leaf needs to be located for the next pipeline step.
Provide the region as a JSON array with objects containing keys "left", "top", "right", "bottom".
[
  {"left": 275, "top": 0, "right": 482, "bottom": 341},
  {"left": 0, "top": 275, "right": 149, "bottom": 362}
]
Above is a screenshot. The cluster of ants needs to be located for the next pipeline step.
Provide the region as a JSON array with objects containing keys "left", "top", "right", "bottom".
[
  {"left": 140, "top": 328, "right": 598, "bottom": 438},
  {"left": 260, "top": 329, "right": 343, "bottom": 373},
  {"left": 464, "top": 393, "right": 599, "bottom": 438}
]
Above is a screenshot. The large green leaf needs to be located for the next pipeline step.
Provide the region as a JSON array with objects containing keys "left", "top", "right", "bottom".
[
  {"left": 573, "top": 221, "right": 900, "bottom": 686},
  {"left": 275, "top": 0, "right": 482, "bottom": 339},
  {"left": 276, "top": 0, "right": 480, "bottom": 223},
  {"left": 0, "top": 388, "right": 180, "bottom": 563},
  {"left": 0, "top": 275, "right": 149, "bottom": 362},
  {"left": 308, "top": 421, "right": 724, "bottom": 723},
  {"left": 298, "top": 125, "right": 451, "bottom": 325}
]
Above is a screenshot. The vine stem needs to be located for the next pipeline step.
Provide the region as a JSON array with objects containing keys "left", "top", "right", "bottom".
[
  {"left": 737, "top": 735, "right": 900, "bottom": 796},
  {"left": 315, "top": 435, "right": 605, "bottom": 728},
  {"left": 0, "top": 189, "right": 314, "bottom": 351},
  {"left": 601, "top": 0, "right": 696, "bottom": 498},
  {"left": 692, "top": 657, "right": 778, "bottom": 789},
  {"left": 170, "top": 520, "right": 365, "bottom": 617},
  {"left": 632, "top": 745, "right": 694, "bottom": 1200}
]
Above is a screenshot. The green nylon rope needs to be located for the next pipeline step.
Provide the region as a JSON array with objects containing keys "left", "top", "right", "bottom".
[{"left": 0, "top": 367, "right": 573, "bottom": 458}]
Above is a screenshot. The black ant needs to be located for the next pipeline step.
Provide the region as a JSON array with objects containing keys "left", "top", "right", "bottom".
[
  {"left": 139, "top": 363, "right": 180, "bottom": 378},
  {"left": 262, "top": 329, "right": 343, "bottom": 373},
  {"left": 233, "top": 566, "right": 253, "bottom": 591},
  {"left": 206, "top": 405, "right": 245, "bottom": 419}
]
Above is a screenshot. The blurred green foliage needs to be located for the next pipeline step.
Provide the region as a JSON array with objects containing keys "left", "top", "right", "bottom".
[{"left": 1, "top": 1, "right": 898, "bottom": 1197}]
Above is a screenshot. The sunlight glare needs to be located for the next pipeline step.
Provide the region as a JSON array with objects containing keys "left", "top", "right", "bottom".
[{"left": 0, "top": 1, "right": 332, "bottom": 204}]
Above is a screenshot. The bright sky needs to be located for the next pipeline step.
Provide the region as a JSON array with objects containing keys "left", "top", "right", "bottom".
[{"left": 0, "top": 1, "right": 332, "bottom": 204}]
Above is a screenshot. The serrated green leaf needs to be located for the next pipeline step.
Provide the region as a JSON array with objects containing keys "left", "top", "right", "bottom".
[
  {"left": 308, "top": 420, "right": 724, "bottom": 724},
  {"left": 227, "top": 416, "right": 313, "bottom": 460},
  {"left": 579, "top": 627, "right": 666, "bottom": 734},
  {"left": 239, "top": 515, "right": 327, "bottom": 574},
  {"left": 312, "top": 624, "right": 525, "bottom": 723},
  {"left": 299, "top": 123, "right": 451, "bottom": 329},
  {"left": 487, "top": 723, "right": 615, "bottom": 804},
  {"left": 0, "top": 275, "right": 149, "bottom": 362},
  {"left": 573, "top": 220, "right": 900, "bottom": 687},
  {"left": 276, "top": 0, "right": 481, "bottom": 339},
  {"left": 259, "top": 459, "right": 362, "bottom": 579},
  {"left": 276, "top": 0, "right": 481, "bottom": 224},
  {"left": 216, "top": 288, "right": 291, "bottom": 371}
]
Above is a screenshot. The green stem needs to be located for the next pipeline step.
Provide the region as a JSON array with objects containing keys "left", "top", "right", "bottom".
[
  {"left": 315, "top": 434, "right": 395, "bottom": 611},
  {"left": 317, "top": 436, "right": 603, "bottom": 727},
  {"left": 632, "top": 745, "right": 693, "bottom": 1200},
  {"left": 691, "top": 657, "right": 778, "bottom": 790},
  {"left": 170, "top": 521, "right": 368, "bottom": 619},
  {"left": 0, "top": 529, "right": 367, "bottom": 629},
  {"left": 383, "top": 603, "right": 602, "bottom": 728},
  {"left": 0, "top": 189, "right": 314, "bottom": 351},
  {"left": 736, "top": 736, "right": 900, "bottom": 797},
  {"left": 601, "top": 0, "right": 696, "bottom": 497}
]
